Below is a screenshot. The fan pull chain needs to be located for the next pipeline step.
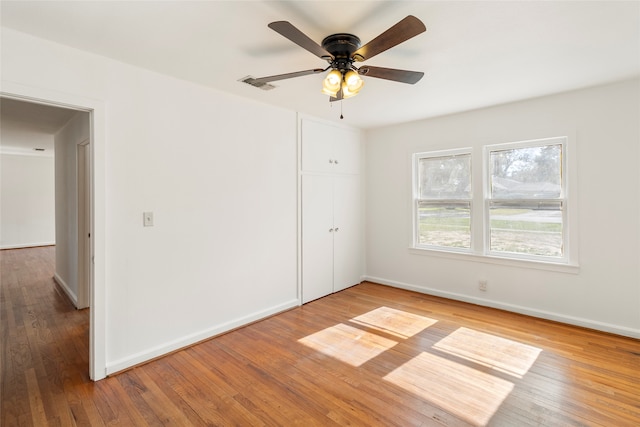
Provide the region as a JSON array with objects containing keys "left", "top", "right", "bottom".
[{"left": 340, "top": 101, "right": 344, "bottom": 120}]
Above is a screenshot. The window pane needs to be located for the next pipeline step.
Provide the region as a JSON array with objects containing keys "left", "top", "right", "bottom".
[
  {"left": 417, "top": 201, "right": 470, "bottom": 249},
  {"left": 490, "top": 144, "right": 562, "bottom": 199},
  {"left": 419, "top": 154, "right": 471, "bottom": 199},
  {"left": 489, "top": 204, "right": 563, "bottom": 257}
]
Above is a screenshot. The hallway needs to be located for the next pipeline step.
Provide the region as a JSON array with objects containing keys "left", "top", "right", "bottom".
[{"left": 1, "top": 246, "right": 93, "bottom": 424}]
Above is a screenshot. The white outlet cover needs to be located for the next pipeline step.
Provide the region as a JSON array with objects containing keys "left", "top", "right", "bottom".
[{"left": 143, "top": 212, "right": 154, "bottom": 227}]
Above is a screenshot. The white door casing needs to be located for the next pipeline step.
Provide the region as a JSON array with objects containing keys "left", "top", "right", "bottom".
[
  {"left": 77, "top": 139, "right": 91, "bottom": 309},
  {"left": 1, "top": 81, "right": 107, "bottom": 380}
]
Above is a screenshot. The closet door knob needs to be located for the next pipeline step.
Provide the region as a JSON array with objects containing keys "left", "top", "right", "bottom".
[
  {"left": 334, "top": 227, "right": 339, "bottom": 232},
  {"left": 334, "top": 159, "right": 339, "bottom": 164},
  {"left": 329, "top": 228, "right": 334, "bottom": 232}
]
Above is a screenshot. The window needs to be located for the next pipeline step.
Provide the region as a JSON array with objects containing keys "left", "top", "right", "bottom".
[
  {"left": 413, "top": 137, "right": 570, "bottom": 265},
  {"left": 414, "top": 149, "right": 472, "bottom": 250},
  {"left": 486, "top": 138, "right": 566, "bottom": 260}
]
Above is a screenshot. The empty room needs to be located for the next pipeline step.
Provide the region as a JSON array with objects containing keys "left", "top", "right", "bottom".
[{"left": 1, "top": 1, "right": 639, "bottom": 426}]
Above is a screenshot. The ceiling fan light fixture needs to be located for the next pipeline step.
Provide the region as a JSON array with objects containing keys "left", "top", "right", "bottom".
[
  {"left": 341, "top": 70, "right": 364, "bottom": 98},
  {"left": 344, "top": 70, "right": 364, "bottom": 92},
  {"left": 321, "top": 70, "right": 342, "bottom": 96},
  {"left": 341, "top": 82, "right": 358, "bottom": 99}
]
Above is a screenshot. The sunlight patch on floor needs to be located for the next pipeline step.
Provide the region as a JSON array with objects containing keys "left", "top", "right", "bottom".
[
  {"left": 384, "top": 352, "right": 514, "bottom": 426},
  {"left": 349, "top": 306, "right": 438, "bottom": 339},
  {"left": 298, "top": 323, "right": 398, "bottom": 367},
  {"left": 433, "top": 327, "right": 542, "bottom": 378}
]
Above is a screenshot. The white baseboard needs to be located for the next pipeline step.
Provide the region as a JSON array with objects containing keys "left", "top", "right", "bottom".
[
  {"left": 363, "top": 275, "right": 640, "bottom": 339},
  {"left": 105, "top": 298, "right": 300, "bottom": 376},
  {"left": 1, "top": 241, "right": 55, "bottom": 250},
  {"left": 53, "top": 273, "right": 78, "bottom": 308}
]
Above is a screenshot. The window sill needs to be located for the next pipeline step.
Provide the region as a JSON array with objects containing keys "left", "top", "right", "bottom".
[{"left": 409, "top": 247, "right": 580, "bottom": 274}]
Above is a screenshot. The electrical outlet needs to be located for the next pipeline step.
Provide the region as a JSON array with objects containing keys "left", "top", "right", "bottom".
[
  {"left": 143, "top": 212, "right": 154, "bottom": 227},
  {"left": 479, "top": 280, "right": 488, "bottom": 291}
]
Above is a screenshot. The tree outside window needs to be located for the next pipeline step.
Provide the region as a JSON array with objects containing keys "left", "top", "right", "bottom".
[{"left": 487, "top": 139, "right": 565, "bottom": 259}]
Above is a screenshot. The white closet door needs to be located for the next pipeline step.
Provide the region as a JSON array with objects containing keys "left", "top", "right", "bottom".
[
  {"left": 332, "top": 128, "right": 361, "bottom": 175},
  {"left": 302, "top": 119, "right": 361, "bottom": 175},
  {"left": 333, "top": 174, "right": 363, "bottom": 292},
  {"left": 301, "top": 174, "right": 334, "bottom": 303},
  {"left": 301, "top": 119, "right": 334, "bottom": 173}
]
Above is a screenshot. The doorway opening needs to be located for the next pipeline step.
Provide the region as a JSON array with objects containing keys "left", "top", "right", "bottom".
[{"left": 0, "top": 93, "right": 101, "bottom": 379}]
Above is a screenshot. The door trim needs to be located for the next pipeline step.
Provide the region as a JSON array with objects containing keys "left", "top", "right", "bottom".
[
  {"left": 1, "top": 81, "right": 107, "bottom": 380},
  {"left": 77, "top": 139, "right": 91, "bottom": 309}
]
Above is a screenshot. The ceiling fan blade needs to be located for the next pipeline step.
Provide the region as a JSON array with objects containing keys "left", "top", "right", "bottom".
[
  {"left": 352, "top": 15, "right": 426, "bottom": 62},
  {"left": 252, "top": 68, "right": 325, "bottom": 84},
  {"left": 268, "top": 21, "right": 333, "bottom": 60},
  {"left": 358, "top": 66, "right": 424, "bottom": 84}
]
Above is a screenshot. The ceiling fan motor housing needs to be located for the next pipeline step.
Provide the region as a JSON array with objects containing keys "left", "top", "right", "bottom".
[{"left": 321, "top": 33, "right": 361, "bottom": 71}]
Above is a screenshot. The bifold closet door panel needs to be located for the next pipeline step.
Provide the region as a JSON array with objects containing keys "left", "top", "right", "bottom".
[
  {"left": 301, "top": 174, "right": 334, "bottom": 303},
  {"left": 333, "top": 174, "right": 363, "bottom": 293}
]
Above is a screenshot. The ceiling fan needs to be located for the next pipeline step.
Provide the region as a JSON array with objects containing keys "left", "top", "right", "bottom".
[{"left": 246, "top": 15, "right": 427, "bottom": 101}]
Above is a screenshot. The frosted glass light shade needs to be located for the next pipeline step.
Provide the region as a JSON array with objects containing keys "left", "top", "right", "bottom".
[
  {"left": 341, "top": 71, "right": 363, "bottom": 98},
  {"left": 322, "top": 70, "right": 342, "bottom": 96},
  {"left": 344, "top": 70, "right": 364, "bottom": 93}
]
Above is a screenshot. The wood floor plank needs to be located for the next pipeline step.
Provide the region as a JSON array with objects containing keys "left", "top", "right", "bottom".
[
  {"left": 25, "top": 367, "right": 47, "bottom": 427},
  {"left": 128, "top": 367, "right": 200, "bottom": 426},
  {"left": 237, "top": 321, "right": 434, "bottom": 425},
  {"left": 2, "top": 247, "right": 639, "bottom": 426},
  {"left": 163, "top": 350, "right": 259, "bottom": 426}
]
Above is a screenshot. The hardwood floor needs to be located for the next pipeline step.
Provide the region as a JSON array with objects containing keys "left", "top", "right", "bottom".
[{"left": 2, "top": 247, "right": 639, "bottom": 426}]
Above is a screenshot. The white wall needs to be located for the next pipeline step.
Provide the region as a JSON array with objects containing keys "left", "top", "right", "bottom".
[
  {"left": 1, "top": 28, "right": 299, "bottom": 375},
  {"left": 0, "top": 150, "right": 55, "bottom": 249},
  {"left": 53, "top": 111, "right": 90, "bottom": 305},
  {"left": 365, "top": 78, "right": 640, "bottom": 338}
]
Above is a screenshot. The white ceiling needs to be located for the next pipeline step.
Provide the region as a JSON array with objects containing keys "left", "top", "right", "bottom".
[
  {"left": 1, "top": 98, "right": 78, "bottom": 134},
  {"left": 1, "top": 1, "right": 639, "bottom": 129},
  {"left": 0, "top": 97, "right": 79, "bottom": 152}
]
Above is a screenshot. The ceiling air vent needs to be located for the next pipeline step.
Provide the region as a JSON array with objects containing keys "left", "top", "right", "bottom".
[{"left": 239, "top": 76, "right": 276, "bottom": 91}]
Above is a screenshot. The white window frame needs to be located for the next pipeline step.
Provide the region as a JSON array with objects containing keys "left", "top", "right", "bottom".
[
  {"left": 411, "top": 136, "right": 578, "bottom": 272},
  {"left": 483, "top": 137, "right": 568, "bottom": 263},
  {"left": 412, "top": 148, "right": 473, "bottom": 253}
]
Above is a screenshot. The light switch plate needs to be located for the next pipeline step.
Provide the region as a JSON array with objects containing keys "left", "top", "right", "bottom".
[{"left": 143, "top": 212, "right": 154, "bottom": 227}]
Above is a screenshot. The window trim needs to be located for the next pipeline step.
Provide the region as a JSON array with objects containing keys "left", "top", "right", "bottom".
[
  {"left": 412, "top": 147, "right": 473, "bottom": 252},
  {"left": 483, "top": 136, "right": 568, "bottom": 263},
  {"left": 408, "top": 246, "right": 579, "bottom": 274},
  {"left": 411, "top": 136, "right": 578, "bottom": 271}
]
